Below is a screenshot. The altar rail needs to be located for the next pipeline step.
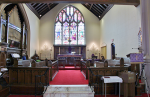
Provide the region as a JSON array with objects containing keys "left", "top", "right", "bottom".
[
  {"left": 49, "top": 60, "right": 58, "bottom": 81},
  {"left": 81, "top": 60, "right": 90, "bottom": 79}
]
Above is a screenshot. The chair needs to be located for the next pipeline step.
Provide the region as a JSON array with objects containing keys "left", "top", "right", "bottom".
[{"left": 89, "top": 68, "right": 103, "bottom": 96}]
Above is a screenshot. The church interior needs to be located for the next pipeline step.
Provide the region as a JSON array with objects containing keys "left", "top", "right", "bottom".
[{"left": 0, "top": 0, "right": 150, "bottom": 97}]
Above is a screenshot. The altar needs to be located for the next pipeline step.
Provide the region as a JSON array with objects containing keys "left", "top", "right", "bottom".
[{"left": 57, "top": 54, "right": 82, "bottom": 67}]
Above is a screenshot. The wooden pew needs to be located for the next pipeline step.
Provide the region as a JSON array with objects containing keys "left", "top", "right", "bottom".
[{"left": 88, "top": 59, "right": 129, "bottom": 95}]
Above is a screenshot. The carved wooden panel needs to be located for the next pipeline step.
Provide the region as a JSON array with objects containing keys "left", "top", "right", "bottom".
[
  {"left": 18, "top": 69, "right": 25, "bottom": 84},
  {"left": 25, "top": 70, "right": 32, "bottom": 84}
]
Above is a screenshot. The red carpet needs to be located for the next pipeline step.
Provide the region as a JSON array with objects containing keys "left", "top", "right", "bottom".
[
  {"left": 50, "top": 70, "right": 88, "bottom": 85},
  {"left": 59, "top": 66, "right": 80, "bottom": 70}
]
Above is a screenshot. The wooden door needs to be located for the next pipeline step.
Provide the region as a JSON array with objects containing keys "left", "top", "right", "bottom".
[{"left": 101, "top": 46, "right": 107, "bottom": 59}]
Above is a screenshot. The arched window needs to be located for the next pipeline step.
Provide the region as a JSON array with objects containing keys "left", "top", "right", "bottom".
[{"left": 55, "top": 5, "right": 85, "bottom": 45}]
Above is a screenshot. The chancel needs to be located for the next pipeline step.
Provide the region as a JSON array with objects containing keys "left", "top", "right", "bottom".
[{"left": 0, "top": 0, "right": 150, "bottom": 97}]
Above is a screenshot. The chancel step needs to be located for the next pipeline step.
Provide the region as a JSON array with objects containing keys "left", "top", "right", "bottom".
[{"left": 43, "top": 85, "right": 94, "bottom": 97}]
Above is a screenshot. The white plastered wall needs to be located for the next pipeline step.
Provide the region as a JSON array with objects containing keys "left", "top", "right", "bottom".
[
  {"left": 100, "top": 5, "right": 141, "bottom": 59},
  {"left": 39, "top": 3, "right": 100, "bottom": 59},
  {"left": 23, "top": 4, "right": 40, "bottom": 58}
]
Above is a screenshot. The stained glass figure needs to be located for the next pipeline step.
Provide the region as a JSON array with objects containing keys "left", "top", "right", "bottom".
[
  {"left": 78, "top": 22, "right": 85, "bottom": 45},
  {"left": 55, "top": 22, "right": 61, "bottom": 44},
  {"left": 63, "top": 22, "right": 69, "bottom": 45},
  {"left": 78, "top": 13, "right": 81, "bottom": 22},
  {"left": 63, "top": 13, "right": 66, "bottom": 22},
  {"left": 55, "top": 5, "right": 85, "bottom": 45},
  {"left": 59, "top": 12, "right": 62, "bottom": 22},
  {"left": 70, "top": 22, "right": 77, "bottom": 45},
  {"left": 74, "top": 13, "right": 77, "bottom": 22}
]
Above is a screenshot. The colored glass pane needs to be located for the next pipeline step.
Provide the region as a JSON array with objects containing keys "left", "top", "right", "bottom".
[
  {"left": 70, "top": 7, "right": 73, "bottom": 16},
  {"left": 78, "top": 13, "right": 81, "bottom": 22},
  {"left": 63, "top": 22, "right": 69, "bottom": 45},
  {"left": 82, "top": 17, "right": 84, "bottom": 22},
  {"left": 67, "top": 7, "right": 69, "bottom": 15},
  {"left": 55, "top": 22, "right": 61, "bottom": 44},
  {"left": 55, "top": 5, "right": 85, "bottom": 45},
  {"left": 63, "top": 8, "right": 66, "bottom": 12},
  {"left": 56, "top": 16, "right": 58, "bottom": 22},
  {"left": 63, "top": 13, "right": 66, "bottom": 22},
  {"left": 70, "top": 22, "right": 77, "bottom": 45},
  {"left": 74, "top": 13, "right": 77, "bottom": 22},
  {"left": 67, "top": 16, "right": 69, "bottom": 22},
  {"left": 78, "top": 22, "right": 85, "bottom": 45},
  {"left": 59, "top": 12, "right": 62, "bottom": 22},
  {"left": 74, "top": 8, "right": 76, "bottom": 12}
]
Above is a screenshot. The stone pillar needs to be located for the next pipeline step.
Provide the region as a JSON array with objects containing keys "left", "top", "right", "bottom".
[
  {"left": 141, "top": 0, "right": 150, "bottom": 55},
  {"left": 141, "top": 0, "right": 150, "bottom": 94}
]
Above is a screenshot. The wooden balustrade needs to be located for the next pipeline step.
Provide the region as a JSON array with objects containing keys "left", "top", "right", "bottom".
[
  {"left": 81, "top": 60, "right": 90, "bottom": 79},
  {"left": 49, "top": 60, "right": 58, "bottom": 81}
]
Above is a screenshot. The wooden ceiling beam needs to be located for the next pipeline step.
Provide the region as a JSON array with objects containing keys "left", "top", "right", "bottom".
[
  {"left": 91, "top": 8, "right": 101, "bottom": 16},
  {"left": 99, "top": 4, "right": 114, "bottom": 20},
  {"left": 47, "top": 3, "right": 50, "bottom": 9},
  {"left": 0, "top": 0, "right": 140, "bottom": 6},
  {"left": 40, "top": 8, "right": 49, "bottom": 15},
  {"left": 103, "top": 4, "right": 108, "bottom": 7},
  {"left": 93, "top": 4, "right": 103, "bottom": 12},
  {"left": 36, "top": 3, "right": 45, "bottom": 10},
  {"left": 90, "top": 3, "right": 93, "bottom": 10},
  {"left": 34, "top": 3, "right": 42, "bottom": 9},
  {"left": 36, "top": 4, "right": 47, "bottom": 11},
  {"left": 26, "top": 3, "right": 40, "bottom": 18},
  {"left": 98, "top": 4, "right": 105, "bottom": 10},
  {"left": 91, "top": 6, "right": 102, "bottom": 14},
  {"left": 38, "top": 6, "right": 48, "bottom": 13}
]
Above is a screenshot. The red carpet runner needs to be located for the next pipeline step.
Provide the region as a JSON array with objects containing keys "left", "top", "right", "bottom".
[{"left": 50, "top": 70, "right": 88, "bottom": 85}]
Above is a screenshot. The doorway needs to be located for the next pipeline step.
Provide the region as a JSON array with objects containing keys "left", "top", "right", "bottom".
[{"left": 101, "top": 46, "right": 107, "bottom": 59}]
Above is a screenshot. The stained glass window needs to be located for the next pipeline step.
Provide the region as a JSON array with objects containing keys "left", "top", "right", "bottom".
[{"left": 55, "top": 5, "right": 85, "bottom": 45}]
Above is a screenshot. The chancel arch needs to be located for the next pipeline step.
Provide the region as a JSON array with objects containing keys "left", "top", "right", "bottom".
[{"left": 54, "top": 5, "right": 85, "bottom": 45}]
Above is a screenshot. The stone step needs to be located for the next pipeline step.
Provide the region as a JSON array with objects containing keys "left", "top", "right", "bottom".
[
  {"left": 45, "top": 85, "right": 92, "bottom": 92},
  {"left": 43, "top": 85, "right": 94, "bottom": 97}
]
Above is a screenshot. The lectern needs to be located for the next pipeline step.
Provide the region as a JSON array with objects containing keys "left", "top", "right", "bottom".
[{"left": 126, "top": 53, "right": 144, "bottom": 85}]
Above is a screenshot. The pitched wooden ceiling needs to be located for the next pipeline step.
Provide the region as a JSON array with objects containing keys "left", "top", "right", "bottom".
[
  {"left": 26, "top": 3, "right": 113, "bottom": 20},
  {"left": 26, "top": 3, "right": 58, "bottom": 18}
]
